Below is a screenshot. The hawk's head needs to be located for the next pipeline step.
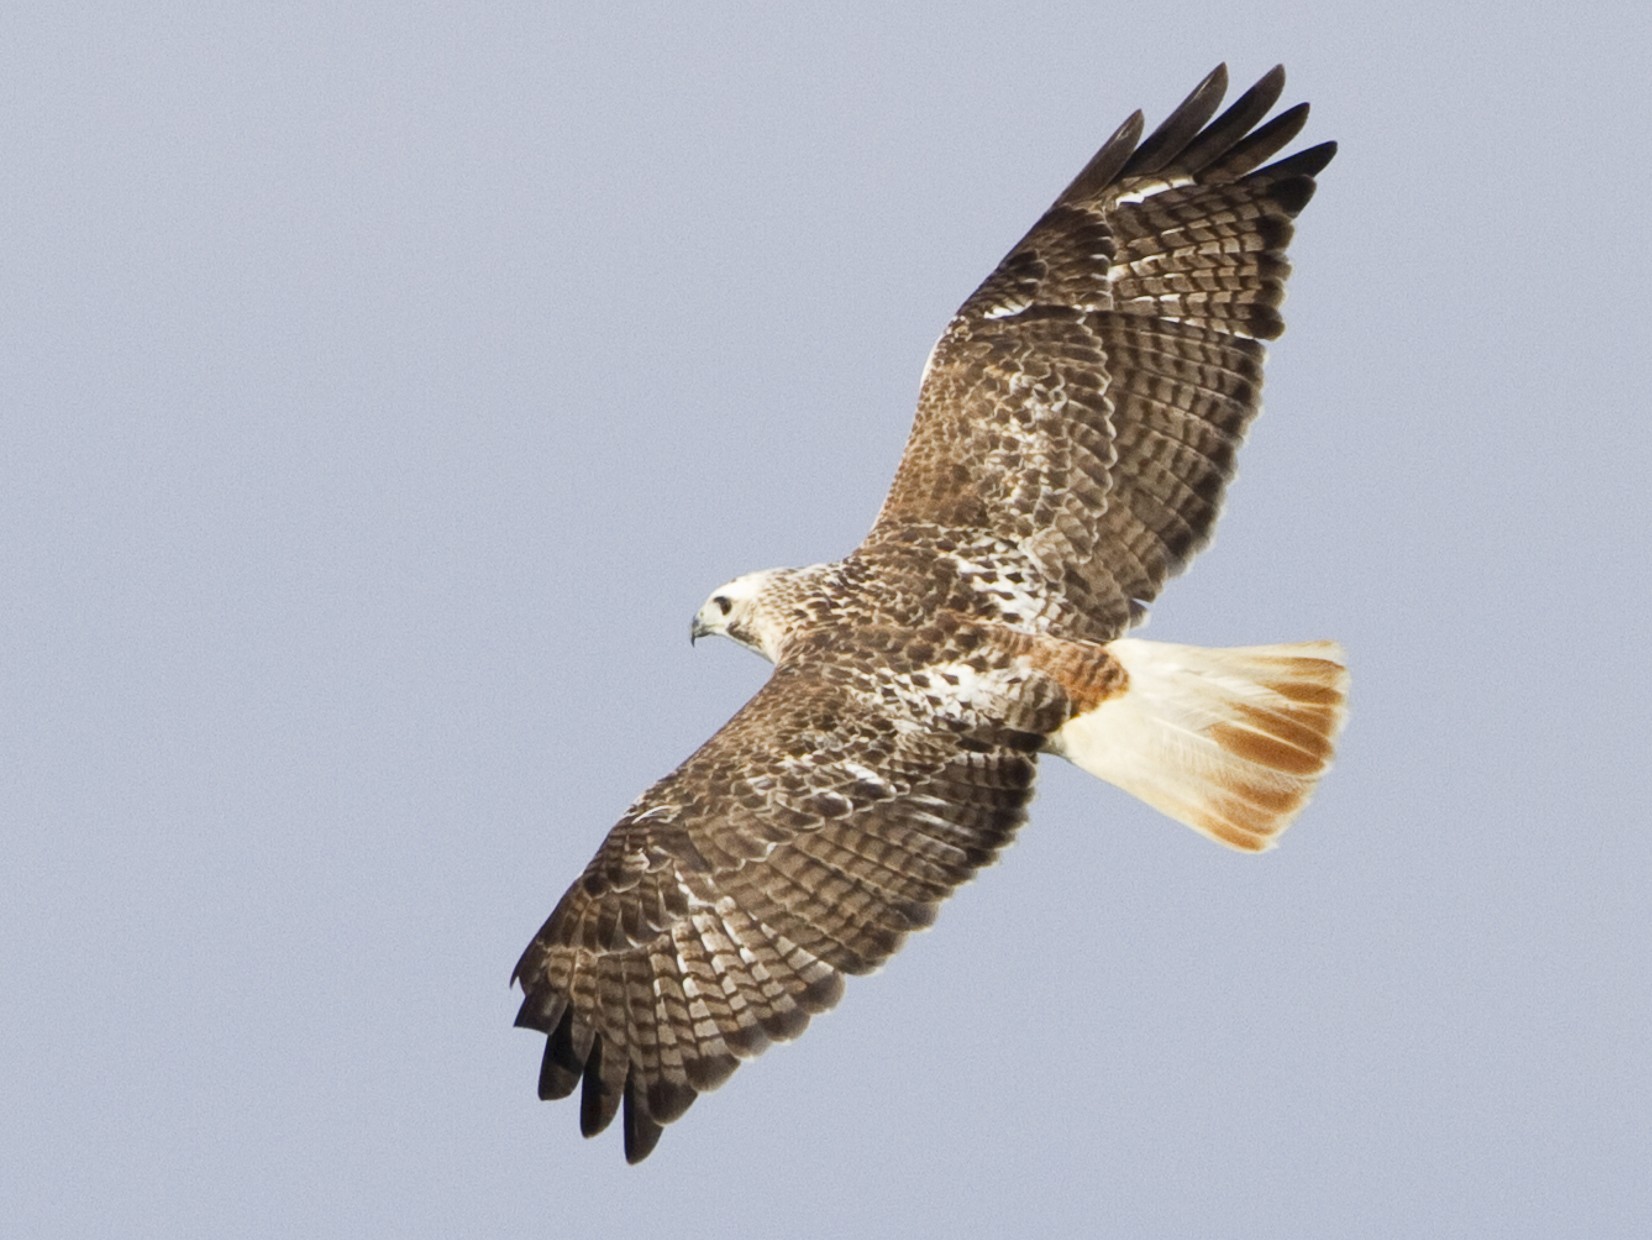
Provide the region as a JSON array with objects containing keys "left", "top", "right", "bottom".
[{"left": 691, "top": 568, "right": 798, "bottom": 663}]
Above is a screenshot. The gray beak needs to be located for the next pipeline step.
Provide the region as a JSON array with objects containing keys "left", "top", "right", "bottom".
[{"left": 690, "top": 617, "right": 709, "bottom": 645}]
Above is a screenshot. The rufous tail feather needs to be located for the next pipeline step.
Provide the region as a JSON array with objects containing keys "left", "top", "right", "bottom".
[{"left": 1047, "top": 638, "right": 1349, "bottom": 851}]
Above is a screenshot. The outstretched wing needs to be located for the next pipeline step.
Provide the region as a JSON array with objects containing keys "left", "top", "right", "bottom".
[
  {"left": 865, "top": 65, "right": 1336, "bottom": 641},
  {"left": 513, "top": 647, "right": 1056, "bottom": 1161}
]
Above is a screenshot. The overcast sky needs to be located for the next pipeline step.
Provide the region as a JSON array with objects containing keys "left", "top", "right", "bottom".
[{"left": 5, "top": 3, "right": 1649, "bottom": 1236}]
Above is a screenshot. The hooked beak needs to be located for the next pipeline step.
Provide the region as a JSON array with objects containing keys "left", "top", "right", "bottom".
[{"left": 690, "top": 617, "right": 710, "bottom": 646}]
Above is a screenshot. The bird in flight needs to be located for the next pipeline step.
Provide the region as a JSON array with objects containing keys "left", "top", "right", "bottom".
[{"left": 515, "top": 64, "right": 1347, "bottom": 1162}]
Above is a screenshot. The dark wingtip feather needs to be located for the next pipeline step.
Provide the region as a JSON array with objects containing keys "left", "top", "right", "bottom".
[
  {"left": 623, "top": 1084, "right": 665, "bottom": 1164},
  {"left": 538, "top": 1042, "right": 580, "bottom": 1101},
  {"left": 1265, "top": 139, "right": 1337, "bottom": 182},
  {"left": 1175, "top": 65, "right": 1288, "bottom": 176},
  {"left": 1056, "top": 109, "right": 1144, "bottom": 206},
  {"left": 578, "top": 1038, "right": 625, "bottom": 1137},
  {"left": 1205, "top": 102, "right": 1316, "bottom": 182},
  {"left": 513, "top": 989, "right": 567, "bottom": 1034},
  {"left": 538, "top": 1005, "right": 593, "bottom": 1101},
  {"left": 1267, "top": 175, "right": 1319, "bottom": 217},
  {"left": 646, "top": 1078, "right": 698, "bottom": 1126},
  {"left": 1120, "top": 63, "right": 1229, "bottom": 178}
]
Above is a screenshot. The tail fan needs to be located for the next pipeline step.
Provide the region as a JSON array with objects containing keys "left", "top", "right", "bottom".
[{"left": 1048, "top": 638, "right": 1349, "bottom": 851}]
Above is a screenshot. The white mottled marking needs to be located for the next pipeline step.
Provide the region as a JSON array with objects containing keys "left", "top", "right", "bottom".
[
  {"left": 841, "top": 761, "right": 891, "bottom": 794},
  {"left": 1111, "top": 172, "right": 1194, "bottom": 206}
]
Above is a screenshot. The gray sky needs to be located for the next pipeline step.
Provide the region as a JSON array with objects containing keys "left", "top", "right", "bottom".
[{"left": 6, "top": 3, "right": 1649, "bottom": 1236}]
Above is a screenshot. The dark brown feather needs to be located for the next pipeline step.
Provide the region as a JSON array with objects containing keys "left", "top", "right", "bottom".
[{"left": 1120, "top": 64, "right": 1230, "bottom": 178}]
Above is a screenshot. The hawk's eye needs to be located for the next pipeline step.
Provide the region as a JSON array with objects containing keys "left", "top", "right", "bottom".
[{"left": 714, "top": 596, "right": 732, "bottom": 615}]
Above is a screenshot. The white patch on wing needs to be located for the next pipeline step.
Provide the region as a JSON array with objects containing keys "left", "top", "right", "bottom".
[
  {"left": 882, "top": 657, "right": 1037, "bottom": 730},
  {"left": 630, "top": 803, "right": 679, "bottom": 824},
  {"left": 982, "top": 296, "right": 1032, "bottom": 320},
  {"left": 1110, "top": 172, "right": 1194, "bottom": 206},
  {"left": 841, "top": 761, "right": 892, "bottom": 795},
  {"left": 941, "top": 547, "right": 1053, "bottom": 627}
]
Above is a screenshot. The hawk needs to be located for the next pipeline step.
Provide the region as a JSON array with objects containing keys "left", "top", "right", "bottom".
[{"left": 514, "top": 64, "right": 1348, "bottom": 1162}]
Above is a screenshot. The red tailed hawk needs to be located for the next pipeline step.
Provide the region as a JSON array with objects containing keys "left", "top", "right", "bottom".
[{"left": 514, "top": 64, "right": 1347, "bottom": 1162}]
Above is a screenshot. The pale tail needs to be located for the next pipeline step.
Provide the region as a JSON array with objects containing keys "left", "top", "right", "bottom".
[{"left": 1047, "top": 638, "right": 1349, "bottom": 852}]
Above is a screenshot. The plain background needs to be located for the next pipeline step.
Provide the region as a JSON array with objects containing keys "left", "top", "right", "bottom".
[{"left": 6, "top": 3, "right": 1649, "bottom": 1236}]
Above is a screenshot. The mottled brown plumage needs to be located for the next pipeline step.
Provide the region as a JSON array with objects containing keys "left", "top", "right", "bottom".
[{"left": 515, "top": 65, "right": 1347, "bottom": 1162}]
